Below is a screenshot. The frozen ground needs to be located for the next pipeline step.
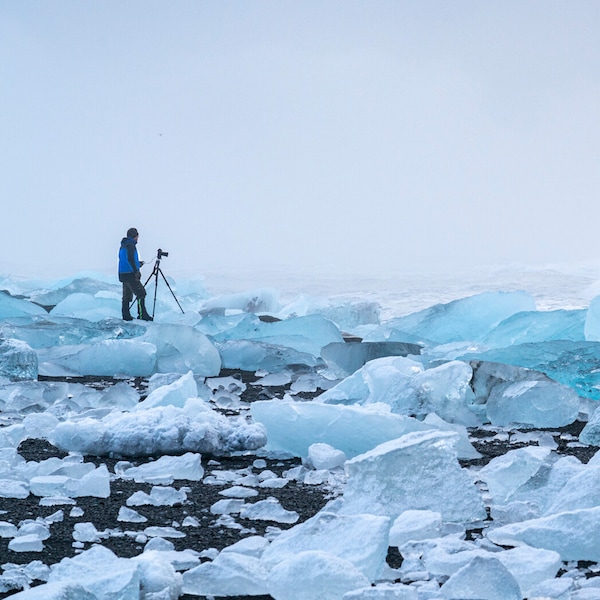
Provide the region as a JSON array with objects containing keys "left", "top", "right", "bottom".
[{"left": 2, "top": 265, "right": 600, "bottom": 599}]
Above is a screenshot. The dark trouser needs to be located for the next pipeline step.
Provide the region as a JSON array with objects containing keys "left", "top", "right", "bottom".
[{"left": 119, "top": 273, "right": 148, "bottom": 319}]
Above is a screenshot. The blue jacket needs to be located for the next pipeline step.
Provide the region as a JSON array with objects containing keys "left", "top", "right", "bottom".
[{"left": 118, "top": 237, "right": 140, "bottom": 274}]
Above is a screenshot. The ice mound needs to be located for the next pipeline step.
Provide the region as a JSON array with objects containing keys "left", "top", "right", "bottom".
[
  {"left": 50, "top": 292, "right": 120, "bottom": 321},
  {"left": 339, "top": 430, "right": 486, "bottom": 523},
  {"left": 201, "top": 287, "right": 280, "bottom": 314},
  {"left": 51, "top": 400, "right": 267, "bottom": 457}
]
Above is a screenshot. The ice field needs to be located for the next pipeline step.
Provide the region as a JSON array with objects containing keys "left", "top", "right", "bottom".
[{"left": 2, "top": 265, "right": 600, "bottom": 599}]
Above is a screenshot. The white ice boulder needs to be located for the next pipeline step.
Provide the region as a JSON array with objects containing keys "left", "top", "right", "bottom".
[
  {"left": 250, "top": 399, "right": 432, "bottom": 459},
  {"left": 135, "top": 370, "right": 198, "bottom": 410},
  {"left": 307, "top": 443, "right": 347, "bottom": 470},
  {"left": 495, "top": 545, "right": 562, "bottom": 598},
  {"left": 117, "top": 452, "right": 203, "bottom": 484},
  {"left": 47, "top": 545, "right": 140, "bottom": 599},
  {"left": 479, "top": 445, "right": 552, "bottom": 504},
  {"left": 51, "top": 401, "right": 266, "bottom": 457},
  {"left": 267, "top": 550, "right": 369, "bottom": 600},
  {"left": 339, "top": 430, "right": 486, "bottom": 523},
  {"left": 389, "top": 510, "right": 442, "bottom": 547},
  {"left": 261, "top": 511, "right": 390, "bottom": 581},
  {"left": 7, "top": 581, "right": 97, "bottom": 599},
  {"left": 488, "top": 506, "right": 600, "bottom": 561},
  {"left": 182, "top": 551, "right": 270, "bottom": 597},
  {"left": 439, "top": 555, "right": 521, "bottom": 600}
]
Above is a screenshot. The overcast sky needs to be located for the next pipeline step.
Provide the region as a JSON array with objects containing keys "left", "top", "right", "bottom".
[{"left": 1, "top": 1, "right": 599, "bottom": 281}]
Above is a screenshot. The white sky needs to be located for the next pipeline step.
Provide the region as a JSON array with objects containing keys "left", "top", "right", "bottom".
[{"left": 1, "top": 1, "right": 599, "bottom": 281}]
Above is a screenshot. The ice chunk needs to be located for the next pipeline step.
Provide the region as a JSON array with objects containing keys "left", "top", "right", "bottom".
[
  {"left": 585, "top": 294, "right": 600, "bottom": 341},
  {"left": 239, "top": 497, "right": 299, "bottom": 524},
  {"left": 141, "top": 323, "right": 221, "bottom": 376},
  {"left": 216, "top": 339, "right": 321, "bottom": 371},
  {"left": 495, "top": 545, "right": 562, "bottom": 597},
  {"left": 439, "top": 555, "right": 521, "bottom": 600},
  {"left": 267, "top": 550, "right": 369, "bottom": 600},
  {"left": 8, "top": 534, "right": 44, "bottom": 553},
  {"left": 261, "top": 511, "right": 390, "bottom": 581},
  {"left": 135, "top": 370, "right": 198, "bottom": 410},
  {"left": 543, "top": 466, "right": 600, "bottom": 514},
  {"left": 117, "top": 452, "right": 203, "bottom": 484},
  {"left": 51, "top": 402, "right": 266, "bottom": 457},
  {"left": 342, "top": 583, "right": 419, "bottom": 599},
  {"left": 182, "top": 551, "right": 270, "bottom": 597},
  {"left": 306, "top": 443, "right": 347, "bottom": 470},
  {"left": 0, "top": 479, "right": 29, "bottom": 499},
  {"left": 127, "top": 486, "right": 188, "bottom": 507},
  {"left": 250, "top": 399, "right": 433, "bottom": 459},
  {"left": 339, "top": 431, "right": 486, "bottom": 523},
  {"left": 461, "top": 340, "right": 600, "bottom": 400},
  {"left": 213, "top": 314, "right": 344, "bottom": 357},
  {"left": 384, "top": 291, "right": 535, "bottom": 344},
  {"left": 29, "top": 464, "right": 110, "bottom": 498},
  {"left": 484, "top": 308, "right": 586, "bottom": 347},
  {"left": 579, "top": 405, "right": 600, "bottom": 445},
  {"left": 389, "top": 510, "right": 442, "bottom": 547},
  {"left": 117, "top": 507, "right": 147, "bottom": 523},
  {"left": 48, "top": 545, "right": 140, "bottom": 599},
  {"left": 221, "top": 535, "right": 269, "bottom": 557},
  {"left": 0, "top": 291, "right": 47, "bottom": 318},
  {"left": 479, "top": 446, "right": 552, "bottom": 504},
  {"left": 130, "top": 551, "right": 182, "bottom": 599},
  {"left": 0, "top": 338, "right": 37, "bottom": 381},
  {"left": 73, "top": 522, "right": 104, "bottom": 543},
  {"left": 318, "top": 356, "right": 478, "bottom": 426},
  {"left": 202, "top": 288, "right": 280, "bottom": 314},
  {"left": 50, "top": 292, "right": 119, "bottom": 321},
  {"left": 38, "top": 339, "right": 157, "bottom": 377},
  {"left": 321, "top": 341, "right": 422, "bottom": 378},
  {"left": 486, "top": 378, "right": 579, "bottom": 427},
  {"left": 6, "top": 581, "right": 97, "bottom": 599},
  {"left": 488, "top": 506, "right": 600, "bottom": 561}
]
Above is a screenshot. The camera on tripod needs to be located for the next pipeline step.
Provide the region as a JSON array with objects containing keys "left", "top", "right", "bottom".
[{"left": 157, "top": 248, "right": 169, "bottom": 259}]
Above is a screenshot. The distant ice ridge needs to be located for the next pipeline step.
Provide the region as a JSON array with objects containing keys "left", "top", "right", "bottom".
[{"left": 6, "top": 271, "right": 600, "bottom": 598}]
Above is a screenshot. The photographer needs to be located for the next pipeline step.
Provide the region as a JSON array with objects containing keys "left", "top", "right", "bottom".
[{"left": 118, "top": 227, "right": 153, "bottom": 321}]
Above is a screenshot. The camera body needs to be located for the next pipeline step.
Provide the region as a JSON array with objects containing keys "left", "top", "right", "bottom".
[{"left": 157, "top": 248, "right": 169, "bottom": 259}]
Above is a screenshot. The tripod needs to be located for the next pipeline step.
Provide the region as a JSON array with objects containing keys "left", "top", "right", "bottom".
[{"left": 141, "top": 249, "right": 185, "bottom": 318}]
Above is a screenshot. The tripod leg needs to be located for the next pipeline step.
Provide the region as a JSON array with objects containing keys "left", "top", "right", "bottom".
[{"left": 157, "top": 268, "right": 185, "bottom": 314}]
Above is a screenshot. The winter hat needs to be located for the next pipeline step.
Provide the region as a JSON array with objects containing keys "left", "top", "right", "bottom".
[{"left": 127, "top": 227, "right": 139, "bottom": 238}]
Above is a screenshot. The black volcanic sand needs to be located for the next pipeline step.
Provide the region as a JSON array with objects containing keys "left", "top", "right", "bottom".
[{"left": 0, "top": 369, "right": 598, "bottom": 599}]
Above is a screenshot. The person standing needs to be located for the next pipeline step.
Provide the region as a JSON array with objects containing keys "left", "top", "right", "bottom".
[{"left": 118, "top": 227, "right": 153, "bottom": 321}]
